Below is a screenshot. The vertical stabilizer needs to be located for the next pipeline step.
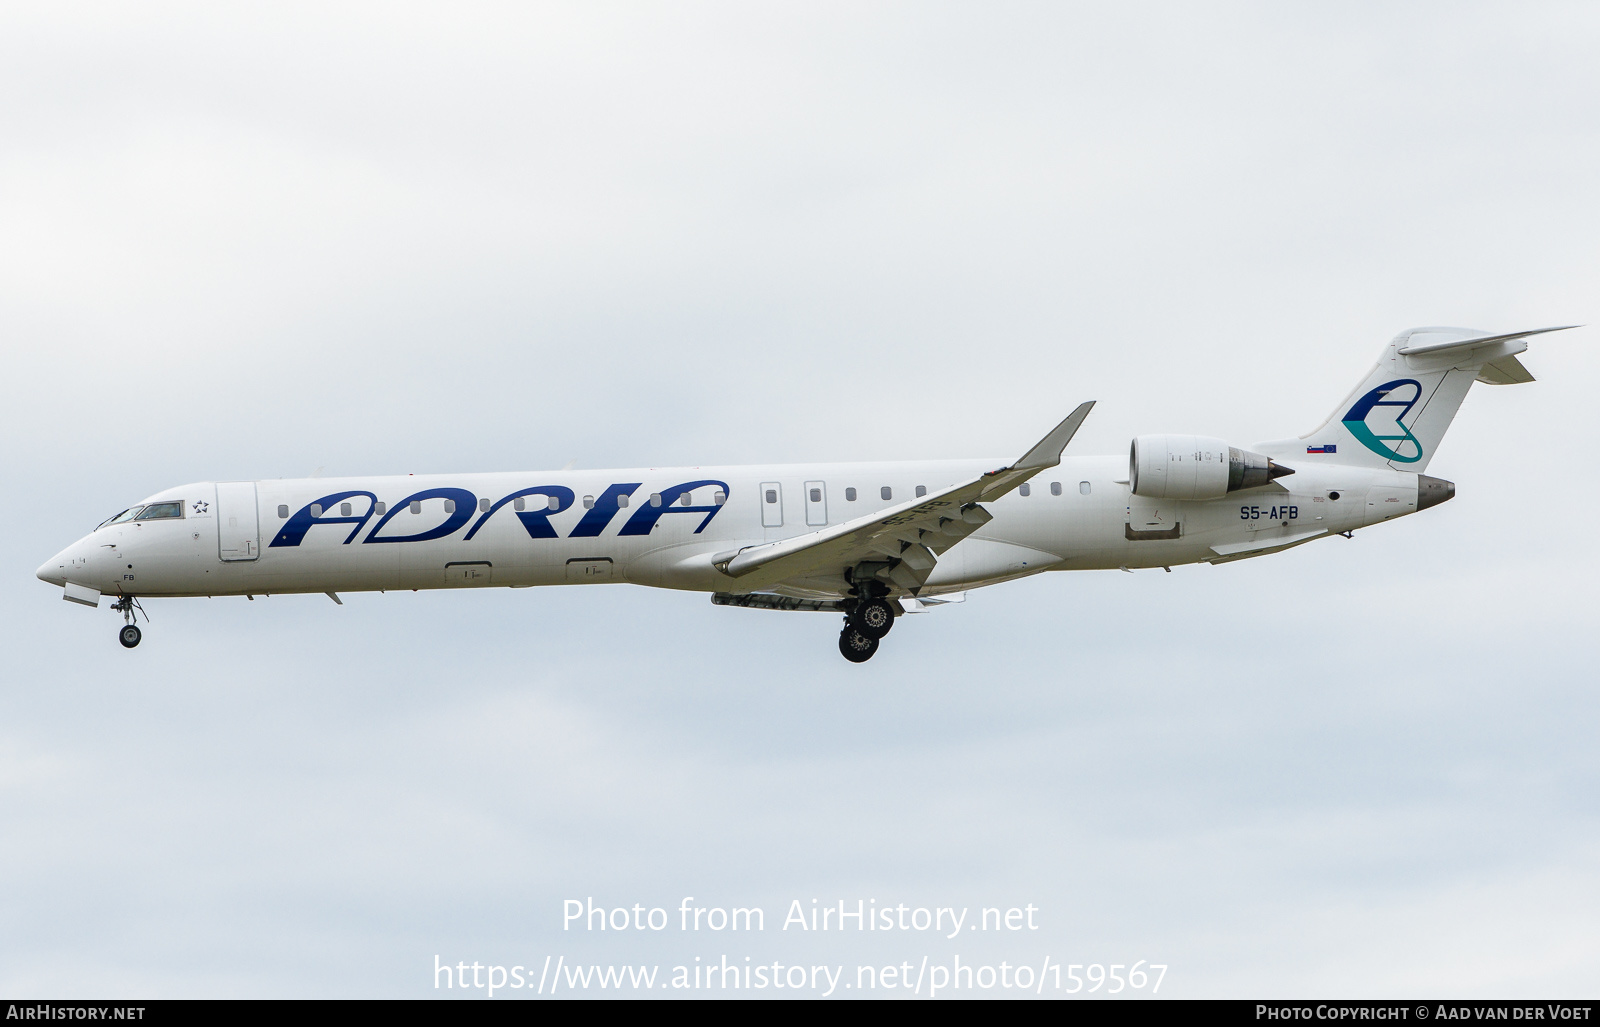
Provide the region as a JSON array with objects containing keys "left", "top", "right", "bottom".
[{"left": 1255, "top": 325, "right": 1572, "bottom": 473}]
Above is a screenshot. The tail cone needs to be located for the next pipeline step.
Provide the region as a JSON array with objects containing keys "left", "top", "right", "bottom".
[{"left": 1417, "top": 475, "right": 1456, "bottom": 511}]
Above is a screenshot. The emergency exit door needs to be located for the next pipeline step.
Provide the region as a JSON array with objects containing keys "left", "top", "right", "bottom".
[
  {"left": 804, "top": 481, "right": 828, "bottom": 526},
  {"left": 760, "top": 482, "right": 783, "bottom": 528},
  {"left": 216, "top": 481, "right": 260, "bottom": 561}
]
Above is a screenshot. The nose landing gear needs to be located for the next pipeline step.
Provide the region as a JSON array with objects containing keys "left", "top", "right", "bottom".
[{"left": 111, "top": 596, "right": 146, "bottom": 649}]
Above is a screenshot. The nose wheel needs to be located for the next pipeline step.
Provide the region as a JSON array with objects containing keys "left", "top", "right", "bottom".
[{"left": 110, "top": 595, "right": 146, "bottom": 649}]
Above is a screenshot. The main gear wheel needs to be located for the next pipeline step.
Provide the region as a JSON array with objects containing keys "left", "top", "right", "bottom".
[{"left": 838, "top": 625, "right": 879, "bottom": 663}]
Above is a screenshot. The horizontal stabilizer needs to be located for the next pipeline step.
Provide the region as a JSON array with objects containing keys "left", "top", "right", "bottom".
[
  {"left": 1476, "top": 354, "right": 1536, "bottom": 385},
  {"left": 1397, "top": 324, "right": 1578, "bottom": 357}
]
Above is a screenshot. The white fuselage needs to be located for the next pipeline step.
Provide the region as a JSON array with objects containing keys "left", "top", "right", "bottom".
[{"left": 37, "top": 457, "right": 1426, "bottom": 602}]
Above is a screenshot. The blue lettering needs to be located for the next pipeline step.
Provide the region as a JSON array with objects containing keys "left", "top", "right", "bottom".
[
  {"left": 463, "top": 486, "right": 576, "bottom": 540},
  {"left": 618, "top": 480, "right": 730, "bottom": 536},
  {"left": 567, "top": 483, "right": 642, "bottom": 538},
  {"left": 268, "top": 491, "right": 379, "bottom": 548},
  {"left": 263, "top": 481, "right": 733, "bottom": 546},
  {"left": 363, "top": 488, "right": 477, "bottom": 544}
]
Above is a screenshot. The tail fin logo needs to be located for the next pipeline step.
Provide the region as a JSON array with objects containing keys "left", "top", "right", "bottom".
[{"left": 1342, "top": 379, "right": 1424, "bottom": 463}]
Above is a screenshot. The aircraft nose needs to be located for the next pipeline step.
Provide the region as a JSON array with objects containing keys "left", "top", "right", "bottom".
[{"left": 37, "top": 551, "right": 68, "bottom": 586}]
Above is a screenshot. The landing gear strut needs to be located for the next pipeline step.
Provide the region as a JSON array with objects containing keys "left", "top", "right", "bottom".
[
  {"left": 111, "top": 596, "right": 145, "bottom": 649},
  {"left": 837, "top": 581, "right": 899, "bottom": 662}
]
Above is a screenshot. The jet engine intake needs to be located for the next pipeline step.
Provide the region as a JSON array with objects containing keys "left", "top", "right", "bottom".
[{"left": 1130, "top": 434, "right": 1293, "bottom": 501}]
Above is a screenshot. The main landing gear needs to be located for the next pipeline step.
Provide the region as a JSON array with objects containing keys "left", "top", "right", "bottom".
[
  {"left": 111, "top": 596, "right": 145, "bottom": 649},
  {"left": 838, "top": 595, "right": 897, "bottom": 663},
  {"left": 839, "top": 625, "right": 878, "bottom": 662}
]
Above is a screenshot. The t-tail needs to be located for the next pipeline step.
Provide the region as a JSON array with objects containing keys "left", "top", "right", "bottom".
[{"left": 1255, "top": 325, "right": 1577, "bottom": 473}]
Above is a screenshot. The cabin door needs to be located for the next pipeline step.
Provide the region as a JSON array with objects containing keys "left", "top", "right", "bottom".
[{"left": 216, "top": 482, "right": 260, "bottom": 561}]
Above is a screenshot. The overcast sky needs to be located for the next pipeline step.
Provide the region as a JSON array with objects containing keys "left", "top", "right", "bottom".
[{"left": 3, "top": 1, "right": 1598, "bottom": 998}]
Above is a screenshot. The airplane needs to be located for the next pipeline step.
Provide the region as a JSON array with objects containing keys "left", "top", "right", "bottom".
[{"left": 37, "top": 325, "right": 1572, "bottom": 662}]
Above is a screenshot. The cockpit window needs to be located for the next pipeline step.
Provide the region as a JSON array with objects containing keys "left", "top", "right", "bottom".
[
  {"left": 134, "top": 501, "right": 184, "bottom": 520},
  {"left": 98, "top": 507, "right": 144, "bottom": 529}
]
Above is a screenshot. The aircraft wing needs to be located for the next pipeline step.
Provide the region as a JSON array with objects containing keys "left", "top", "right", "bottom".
[{"left": 715, "top": 402, "right": 1094, "bottom": 592}]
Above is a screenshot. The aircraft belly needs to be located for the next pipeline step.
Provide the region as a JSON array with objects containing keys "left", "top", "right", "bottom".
[
  {"left": 626, "top": 540, "right": 760, "bottom": 591},
  {"left": 924, "top": 538, "right": 1063, "bottom": 589},
  {"left": 228, "top": 545, "right": 397, "bottom": 594}
]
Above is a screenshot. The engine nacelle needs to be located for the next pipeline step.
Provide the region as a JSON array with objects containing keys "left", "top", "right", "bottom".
[{"left": 1129, "top": 434, "right": 1292, "bottom": 500}]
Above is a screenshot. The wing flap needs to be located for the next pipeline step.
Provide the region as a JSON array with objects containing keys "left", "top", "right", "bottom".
[
  {"left": 719, "top": 402, "right": 1093, "bottom": 590},
  {"left": 719, "top": 473, "right": 991, "bottom": 579}
]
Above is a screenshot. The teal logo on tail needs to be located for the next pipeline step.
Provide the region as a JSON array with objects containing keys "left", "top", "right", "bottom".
[{"left": 1343, "top": 379, "right": 1424, "bottom": 463}]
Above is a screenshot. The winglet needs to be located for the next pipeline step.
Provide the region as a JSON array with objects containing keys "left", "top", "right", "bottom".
[
  {"left": 974, "top": 401, "right": 1096, "bottom": 503},
  {"left": 1013, "top": 401, "right": 1096, "bottom": 470}
]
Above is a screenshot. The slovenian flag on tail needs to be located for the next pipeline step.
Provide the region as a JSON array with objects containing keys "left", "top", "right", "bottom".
[{"left": 1306, "top": 444, "right": 1336, "bottom": 454}]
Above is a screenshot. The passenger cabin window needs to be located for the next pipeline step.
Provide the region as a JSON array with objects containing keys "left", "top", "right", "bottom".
[
  {"left": 135, "top": 502, "right": 184, "bottom": 520},
  {"left": 915, "top": 485, "right": 927, "bottom": 498},
  {"left": 765, "top": 489, "right": 778, "bottom": 504},
  {"left": 1050, "top": 482, "right": 1062, "bottom": 496},
  {"left": 650, "top": 493, "right": 662, "bottom": 507},
  {"left": 713, "top": 491, "right": 727, "bottom": 506},
  {"left": 410, "top": 501, "right": 422, "bottom": 514},
  {"left": 375, "top": 502, "right": 387, "bottom": 515},
  {"left": 880, "top": 487, "right": 892, "bottom": 501},
  {"left": 341, "top": 502, "right": 353, "bottom": 516},
  {"left": 548, "top": 495, "right": 560, "bottom": 511},
  {"left": 809, "top": 488, "right": 821, "bottom": 503},
  {"left": 845, "top": 487, "right": 857, "bottom": 502},
  {"left": 310, "top": 504, "right": 323, "bottom": 517},
  {"left": 1079, "top": 481, "right": 1091, "bottom": 495},
  {"left": 443, "top": 499, "right": 456, "bottom": 514},
  {"left": 277, "top": 505, "right": 289, "bottom": 518},
  {"left": 478, "top": 498, "right": 490, "bottom": 513},
  {"left": 583, "top": 495, "right": 595, "bottom": 509},
  {"left": 1019, "top": 483, "right": 1031, "bottom": 497},
  {"left": 618, "top": 494, "right": 630, "bottom": 508},
  {"left": 514, "top": 497, "right": 526, "bottom": 512},
  {"left": 681, "top": 492, "right": 693, "bottom": 506}
]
